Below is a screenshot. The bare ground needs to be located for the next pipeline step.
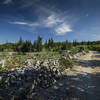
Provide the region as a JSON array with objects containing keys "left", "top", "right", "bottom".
[
  {"left": 63, "top": 51, "right": 100, "bottom": 100},
  {"left": 35, "top": 51, "right": 100, "bottom": 100},
  {"left": 60, "top": 51, "right": 100, "bottom": 100}
]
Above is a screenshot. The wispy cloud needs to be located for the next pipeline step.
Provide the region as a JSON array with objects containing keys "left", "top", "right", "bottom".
[
  {"left": 44, "top": 15, "right": 63, "bottom": 27},
  {"left": 55, "top": 24, "right": 72, "bottom": 35},
  {"left": 9, "top": 21, "right": 40, "bottom": 27},
  {"left": 42, "top": 13, "right": 73, "bottom": 35},
  {"left": 3, "top": 0, "right": 13, "bottom": 4}
]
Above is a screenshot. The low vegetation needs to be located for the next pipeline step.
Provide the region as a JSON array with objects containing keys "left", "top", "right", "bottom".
[{"left": 59, "top": 58, "right": 74, "bottom": 71}]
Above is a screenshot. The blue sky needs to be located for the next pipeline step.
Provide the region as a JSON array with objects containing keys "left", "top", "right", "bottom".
[{"left": 0, "top": 0, "right": 100, "bottom": 43}]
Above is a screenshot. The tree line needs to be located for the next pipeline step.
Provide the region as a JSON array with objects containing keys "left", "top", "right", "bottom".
[{"left": 0, "top": 36, "right": 100, "bottom": 52}]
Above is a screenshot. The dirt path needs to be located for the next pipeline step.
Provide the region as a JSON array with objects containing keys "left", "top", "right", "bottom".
[{"left": 63, "top": 51, "right": 100, "bottom": 100}]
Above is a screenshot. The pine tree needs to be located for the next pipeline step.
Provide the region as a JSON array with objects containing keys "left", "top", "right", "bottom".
[
  {"left": 37, "top": 36, "right": 42, "bottom": 51},
  {"left": 33, "top": 40, "right": 37, "bottom": 52},
  {"left": 44, "top": 40, "right": 48, "bottom": 50},
  {"left": 17, "top": 37, "right": 24, "bottom": 52},
  {"left": 33, "top": 36, "right": 42, "bottom": 52}
]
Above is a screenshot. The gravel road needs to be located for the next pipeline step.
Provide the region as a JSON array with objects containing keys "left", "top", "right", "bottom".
[{"left": 63, "top": 51, "right": 100, "bottom": 100}]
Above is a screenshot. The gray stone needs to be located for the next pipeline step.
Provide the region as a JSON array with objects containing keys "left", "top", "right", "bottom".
[
  {"left": 0, "top": 60, "right": 5, "bottom": 68},
  {"left": 0, "top": 76, "right": 2, "bottom": 81}
]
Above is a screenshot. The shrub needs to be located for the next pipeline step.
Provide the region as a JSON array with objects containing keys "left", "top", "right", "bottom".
[
  {"left": 0, "top": 67, "right": 4, "bottom": 71},
  {"left": 59, "top": 58, "right": 74, "bottom": 71},
  {"left": 78, "top": 46, "right": 89, "bottom": 53},
  {"left": 70, "top": 46, "right": 89, "bottom": 56},
  {"left": 70, "top": 47, "right": 80, "bottom": 56},
  {"left": 87, "top": 45, "right": 100, "bottom": 52}
]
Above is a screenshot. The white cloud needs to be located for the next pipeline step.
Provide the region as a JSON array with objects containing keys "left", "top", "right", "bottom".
[
  {"left": 44, "top": 15, "right": 63, "bottom": 27},
  {"left": 10, "top": 22, "right": 28, "bottom": 25},
  {"left": 43, "top": 14, "right": 73, "bottom": 35},
  {"left": 3, "top": 0, "right": 12, "bottom": 4},
  {"left": 55, "top": 24, "right": 72, "bottom": 35},
  {"left": 9, "top": 21, "right": 39, "bottom": 27}
]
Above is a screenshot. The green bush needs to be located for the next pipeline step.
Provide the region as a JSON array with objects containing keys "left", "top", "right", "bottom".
[
  {"left": 59, "top": 58, "right": 74, "bottom": 71},
  {"left": 70, "top": 46, "right": 89, "bottom": 56},
  {"left": 0, "top": 67, "right": 4, "bottom": 71},
  {"left": 78, "top": 46, "right": 89, "bottom": 53},
  {"left": 70, "top": 47, "right": 80, "bottom": 56},
  {"left": 87, "top": 45, "right": 100, "bottom": 52}
]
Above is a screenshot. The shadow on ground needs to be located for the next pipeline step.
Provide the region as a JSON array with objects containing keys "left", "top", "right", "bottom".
[
  {"left": 0, "top": 68, "right": 100, "bottom": 100},
  {"left": 76, "top": 59, "right": 100, "bottom": 68},
  {"left": 31, "top": 71, "right": 100, "bottom": 100}
]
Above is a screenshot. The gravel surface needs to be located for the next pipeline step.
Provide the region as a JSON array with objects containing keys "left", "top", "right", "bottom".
[{"left": 54, "top": 51, "right": 100, "bottom": 100}]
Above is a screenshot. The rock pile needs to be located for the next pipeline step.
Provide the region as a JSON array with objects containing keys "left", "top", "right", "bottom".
[
  {"left": 73, "top": 51, "right": 86, "bottom": 59},
  {"left": 0, "top": 60, "right": 62, "bottom": 100}
]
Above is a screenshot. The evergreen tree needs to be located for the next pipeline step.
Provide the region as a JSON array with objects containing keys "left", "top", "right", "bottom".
[
  {"left": 33, "top": 40, "right": 37, "bottom": 52},
  {"left": 37, "top": 36, "right": 42, "bottom": 51},
  {"left": 73, "top": 40, "right": 78, "bottom": 46},
  {"left": 22, "top": 40, "right": 32, "bottom": 52},
  {"left": 17, "top": 37, "right": 24, "bottom": 52},
  {"left": 44, "top": 40, "right": 48, "bottom": 50},
  {"left": 33, "top": 36, "right": 42, "bottom": 52}
]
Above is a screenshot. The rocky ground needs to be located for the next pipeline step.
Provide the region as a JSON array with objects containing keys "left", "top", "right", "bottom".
[
  {"left": 0, "top": 59, "right": 62, "bottom": 100},
  {"left": 0, "top": 51, "right": 100, "bottom": 100}
]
